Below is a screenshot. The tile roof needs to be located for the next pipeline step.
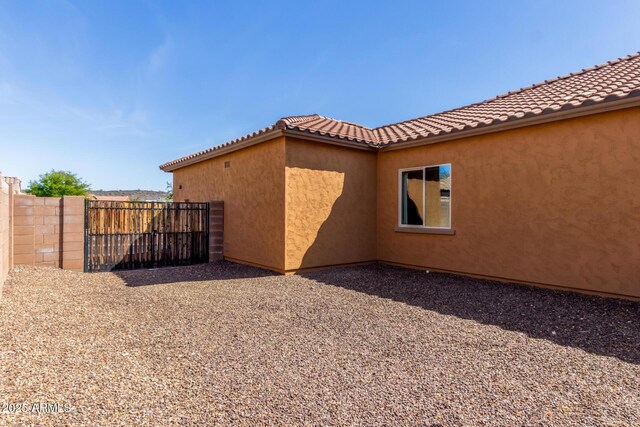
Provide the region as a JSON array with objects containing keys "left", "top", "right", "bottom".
[
  {"left": 160, "top": 115, "right": 374, "bottom": 170},
  {"left": 161, "top": 52, "right": 640, "bottom": 170},
  {"left": 160, "top": 123, "right": 278, "bottom": 170},
  {"left": 374, "top": 51, "right": 640, "bottom": 145},
  {"left": 276, "top": 115, "right": 378, "bottom": 144}
]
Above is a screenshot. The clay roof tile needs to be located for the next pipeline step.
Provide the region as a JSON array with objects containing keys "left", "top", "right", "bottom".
[{"left": 161, "top": 52, "right": 640, "bottom": 170}]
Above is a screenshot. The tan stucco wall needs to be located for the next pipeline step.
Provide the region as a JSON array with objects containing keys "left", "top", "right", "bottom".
[
  {"left": 284, "top": 137, "right": 377, "bottom": 272},
  {"left": 172, "top": 137, "right": 286, "bottom": 271},
  {"left": 377, "top": 107, "right": 640, "bottom": 298}
]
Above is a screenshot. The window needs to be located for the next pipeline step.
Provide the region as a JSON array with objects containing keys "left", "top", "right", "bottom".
[{"left": 399, "top": 164, "right": 451, "bottom": 228}]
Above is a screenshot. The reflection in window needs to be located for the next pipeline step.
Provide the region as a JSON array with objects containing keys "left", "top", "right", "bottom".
[
  {"left": 400, "top": 164, "right": 451, "bottom": 228},
  {"left": 401, "top": 169, "right": 424, "bottom": 225}
]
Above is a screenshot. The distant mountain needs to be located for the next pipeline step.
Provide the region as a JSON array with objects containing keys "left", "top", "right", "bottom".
[{"left": 91, "top": 189, "right": 168, "bottom": 201}]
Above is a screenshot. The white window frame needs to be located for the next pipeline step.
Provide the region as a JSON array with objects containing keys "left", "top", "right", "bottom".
[{"left": 397, "top": 163, "right": 452, "bottom": 230}]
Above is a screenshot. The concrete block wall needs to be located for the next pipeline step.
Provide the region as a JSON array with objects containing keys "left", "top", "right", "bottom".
[
  {"left": 13, "top": 195, "right": 38, "bottom": 266},
  {"left": 2, "top": 192, "right": 222, "bottom": 288},
  {"left": 11, "top": 195, "right": 84, "bottom": 271},
  {"left": 0, "top": 178, "right": 11, "bottom": 291},
  {"left": 209, "top": 201, "right": 224, "bottom": 261},
  {"left": 14, "top": 195, "right": 66, "bottom": 267}
]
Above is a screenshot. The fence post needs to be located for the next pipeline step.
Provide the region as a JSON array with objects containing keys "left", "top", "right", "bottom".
[
  {"left": 209, "top": 201, "right": 224, "bottom": 261},
  {"left": 151, "top": 201, "right": 155, "bottom": 268},
  {"left": 83, "top": 199, "right": 89, "bottom": 272}
]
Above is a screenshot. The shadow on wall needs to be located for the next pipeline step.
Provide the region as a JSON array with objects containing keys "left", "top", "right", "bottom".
[
  {"left": 292, "top": 159, "right": 376, "bottom": 271},
  {"left": 300, "top": 264, "right": 640, "bottom": 365},
  {"left": 296, "top": 170, "right": 349, "bottom": 270},
  {"left": 114, "top": 260, "right": 275, "bottom": 287}
]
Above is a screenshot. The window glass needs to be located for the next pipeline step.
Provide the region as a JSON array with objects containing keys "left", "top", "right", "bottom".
[
  {"left": 400, "top": 164, "right": 451, "bottom": 228},
  {"left": 401, "top": 169, "right": 423, "bottom": 225},
  {"left": 424, "top": 165, "right": 450, "bottom": 228}
]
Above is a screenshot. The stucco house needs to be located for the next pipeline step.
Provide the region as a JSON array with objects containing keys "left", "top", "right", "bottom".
[{"left": 161, "top": 52, "right": 640, "bottom": 299}]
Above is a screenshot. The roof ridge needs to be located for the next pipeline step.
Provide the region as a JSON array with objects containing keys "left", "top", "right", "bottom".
[
  {"left": 277, "top": 113, "right": 374, "bottom": 130},
  {"left": 489, "top": 51, "right": 640, "bottom": 100},
  {"left": 276, "top": 114, "right": 321, "bottom": 128},
  {"left": 315, "top": 115, "right": 374, "bottom": 130},
  {"left": 373, "top": 51, "right": 640, "bottom": 131}
]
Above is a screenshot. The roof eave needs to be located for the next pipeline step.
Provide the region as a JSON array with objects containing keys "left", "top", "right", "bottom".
[
  {"left": 160, "top": 129, "right": 284, "bottom": 172},
  {"left": 160, "top": 128, "right": 377, "bottom": 172},
  {"left": 379, "top": 94, "right": 640, "bottom": 152},
  {"left": 282, "top": 129, "right": 378, "bottom": 151}
]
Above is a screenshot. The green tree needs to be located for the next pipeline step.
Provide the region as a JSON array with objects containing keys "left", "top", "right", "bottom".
[{"left": 25, "top": 170, "right": 91, "bottom": 197}]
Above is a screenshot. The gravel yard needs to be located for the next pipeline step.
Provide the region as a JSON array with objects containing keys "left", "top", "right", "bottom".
[{"left": 0, "top": 262, "right": 638, "bottom": 426}]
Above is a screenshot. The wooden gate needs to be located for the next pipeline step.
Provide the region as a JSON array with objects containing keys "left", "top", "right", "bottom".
[{"left": 84, "top": 200, "right": 209, "bottom": 272}]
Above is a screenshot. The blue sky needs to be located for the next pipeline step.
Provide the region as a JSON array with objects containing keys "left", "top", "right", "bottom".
[{"left": 1, "top": 0, "right": 639, "bottom": 190}]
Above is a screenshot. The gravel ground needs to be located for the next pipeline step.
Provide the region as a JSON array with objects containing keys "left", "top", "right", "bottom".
[{"left": 0, "top": 262, "right": 638, "bottom": 426}]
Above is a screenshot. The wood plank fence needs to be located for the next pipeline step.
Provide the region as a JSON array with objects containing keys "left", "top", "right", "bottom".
[{"left": 85, "top": 200, "right": 209, "bottom": 272}]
